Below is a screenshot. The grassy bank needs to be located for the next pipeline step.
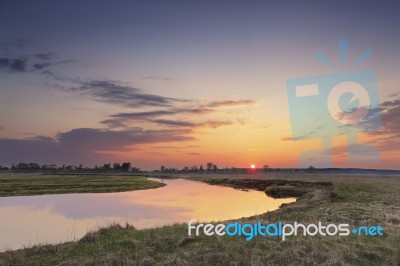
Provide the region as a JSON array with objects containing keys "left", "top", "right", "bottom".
[
  {"left": 0, "top": 174, "right": 164, "bottom": 197},
  {"left": 0, "top": 173, "right": 399, "bottom": 265}
]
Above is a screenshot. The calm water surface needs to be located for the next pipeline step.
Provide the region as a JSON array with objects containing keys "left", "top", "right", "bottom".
[{"left": 0, "top": 178, "right": 295, "bottom": 251}]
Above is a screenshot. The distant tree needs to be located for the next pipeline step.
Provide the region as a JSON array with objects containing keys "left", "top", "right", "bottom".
[
  {"left": 113, "top": 163, "right": 121, "bottom": 170},
  {"left": 121, "top": 162, "right": 131, "bottom": 172},
  {"left": 199, "top": 165, "right": 204, "bottom": 172},
  {"left": 28, "top": 163, "right": 40, "bottom": 170},
  {"left": 12, "top": 162, "right": 40, "bottom": 172},
  {"left": 18, "top": 163, "right": 28, "bottom": 170},
  {"left": 65, "top": 165, "right": 76, "bottom": 171},
  {"left": 207, "top": 162, "right": 213, "bottom": 172},
  {"left": 160, "top": 166, "right": 165, "bottom": 172},
  {"left": 212, "top": 164, "right": 218, "bottom": 172},
  {"left": 131, "top": 167, "right": 141, "bottom": 173},
  {"left": 40, "top": 164, "right": 57, "bottom": 173}
]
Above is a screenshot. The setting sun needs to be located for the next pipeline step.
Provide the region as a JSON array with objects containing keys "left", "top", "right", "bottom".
[{"left": 251, "top": 164, "right": 256, "bottom": 169}]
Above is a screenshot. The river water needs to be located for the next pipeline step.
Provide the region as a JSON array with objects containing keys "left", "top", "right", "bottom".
[{"left": 0, "top": 178, "right": 295, "bottom": 251}]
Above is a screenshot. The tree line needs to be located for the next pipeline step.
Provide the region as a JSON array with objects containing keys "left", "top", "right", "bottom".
[
  {"left": 0, "top": 162, "right": 139, "bottom": 173},
  {"left": 0, "top": 162, "right": 271, "bottom": 174}
]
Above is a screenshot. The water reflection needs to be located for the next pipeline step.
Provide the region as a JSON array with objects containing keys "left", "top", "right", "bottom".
[{"left": 0, "top": 178, "right": 295, "bottom": 251}]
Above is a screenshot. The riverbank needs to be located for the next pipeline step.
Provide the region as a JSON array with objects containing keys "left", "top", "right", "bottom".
[
  {"left": 0, "top": 173, "right": 399, "bottom": 265},
  {"left": 0, "top": 174, "right": 164, "bottom": 197}
]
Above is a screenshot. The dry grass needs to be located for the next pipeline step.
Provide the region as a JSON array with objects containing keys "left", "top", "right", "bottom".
[{"left": 0, "top": 173, "right": 164, "bottom": 196}]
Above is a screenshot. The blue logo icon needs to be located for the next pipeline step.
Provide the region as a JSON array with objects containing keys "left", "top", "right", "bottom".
[{"left": 287, "top": 39, "right": 381, "bottom": 167}]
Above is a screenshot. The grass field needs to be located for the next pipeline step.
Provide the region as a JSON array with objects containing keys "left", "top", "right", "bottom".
[
  {"left": 0, "top": 173, "right": 164, "bottom": 197},
  {"left": 0, "top": 173, "right": 399, "bottom": 265}
]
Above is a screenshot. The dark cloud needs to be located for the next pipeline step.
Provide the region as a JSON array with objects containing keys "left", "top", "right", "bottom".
[
  {"left": 0, "top": 127, "right": 194, "bottom": 165},
  {"left": 362, "top": 97, "right": 400, "bottom": 150},
  {"left": 0, "top": 58, "right": 10, "bottom": 67},
  {"left": 320, "top": 97, "right": 400, "bottom": 156},
  {"left": 35, "top": 52, "right": 56, "bottom": 61},
  {"left": 11, "top": 59, "right": 27, "bottom": 72},
  {"left": 349, "top": 98, "right": 400, "bottom": 140},
  {"left": 57, "top": 127, "right": 193, "bottom": 151},
  {"left": 0, "top": 57, "right": 28, "bottom": 72},
  {"left": 0, "top": 54, "right": 74, "bottom": 73},
  {"left": 70, "top": 80, "right": 185, "bottom": 108}
]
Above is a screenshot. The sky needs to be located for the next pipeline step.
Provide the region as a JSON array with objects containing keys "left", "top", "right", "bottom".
[{"left": 0, "top": 1, "right": 399, "bottom": 170}]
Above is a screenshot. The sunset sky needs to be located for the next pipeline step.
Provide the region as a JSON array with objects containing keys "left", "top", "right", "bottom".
[{"left": 0, "top": 1, "right": 399, "bottom": 169}]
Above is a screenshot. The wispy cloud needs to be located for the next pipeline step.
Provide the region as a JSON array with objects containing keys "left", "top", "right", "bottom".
[
  {"left": 151, "top": 119, "right": 197, "bottom": 127},
  {"left": 151, "top": 119, "right": 232, "bottom": 128},
  {"left": 141, "top": 76, "right": 174, "bottom": 82},
  {"left": 206, "top": 99, "right": 256, "bottom": 108},
  {"left": 33, "top": 59, "right": 77, "bottom": 70},
  {"left": 69, "top": 80, "right": 186, "bottom": 108},
  {"left": 186, "top": 152, "right": 202, "bottom": 156},
  {"left": 281, "top": 137, "right": 295, "bottom": 141},
  {"left": 101, "top": 106, "right": 236, "bottom": 130},
  {"left": 109, "top": 108, "right": 212, "bottom": 120},
  {"left": 35, "top": 52, "right": 56, "bottom": 61},
  {"left": 150, "top": 145, "right": 201, "bottom": 149},
  {"left": 101, "top": 98, "right": 256, "bottom": 129}
]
